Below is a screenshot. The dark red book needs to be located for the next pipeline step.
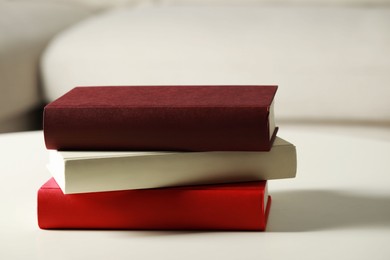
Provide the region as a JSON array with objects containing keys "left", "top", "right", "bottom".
[
  {"left": 38, "top": 178, "right": 271, "bottom": 231},
  {"left": 43, "top": 85, "right": 278, "bottom": 151}
]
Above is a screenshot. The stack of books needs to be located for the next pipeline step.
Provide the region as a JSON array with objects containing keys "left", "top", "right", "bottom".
[{"left": 37, "top": 85, "right": 297, "bottom": 231}]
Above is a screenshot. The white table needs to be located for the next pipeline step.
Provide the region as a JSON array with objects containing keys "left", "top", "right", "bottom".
[{"left": 1, "top": 125, "right": 389, "bottom": 260}]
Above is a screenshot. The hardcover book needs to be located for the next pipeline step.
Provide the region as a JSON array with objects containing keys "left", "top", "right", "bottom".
[
  {"left": 38, "top": 178, "right": 271, "bottom": 231},
  {"left": 47, "top": 137, "right": 296, "bottom": 194},
  {"left": 43, "top": 85, "right": 278, "bottom": 151}
]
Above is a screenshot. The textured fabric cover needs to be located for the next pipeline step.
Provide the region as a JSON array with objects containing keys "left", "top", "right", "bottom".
[
  {"left": 44, "top": 86, "right": 277, "bottom": 151},
  {"left": 41, "top": 5, "right": 390, "bottom": 123},
  {"left": 0, "top": 0, "right": 92, "bottom": 132}
]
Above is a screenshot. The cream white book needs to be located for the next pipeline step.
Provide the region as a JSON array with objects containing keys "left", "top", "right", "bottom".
[{"left": 47, "top": 136, "right": 297, "bottom": 194}]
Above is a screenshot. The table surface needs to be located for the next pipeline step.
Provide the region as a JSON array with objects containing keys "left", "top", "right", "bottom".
[{"left": 1, "top": 125, "right": 389, "bottom": 260}]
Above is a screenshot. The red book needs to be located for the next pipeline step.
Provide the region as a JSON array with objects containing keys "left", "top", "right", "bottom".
[
  {"left": 38, "top": 178, "right": 271, "bottom": 231},
  {"left": 43, "top": 85, "right": 278, "bottom": 151}
]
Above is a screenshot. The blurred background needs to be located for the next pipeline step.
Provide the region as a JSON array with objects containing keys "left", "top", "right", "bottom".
[{"left": 1, "top": 0, "right": 389, "bottom": 134}]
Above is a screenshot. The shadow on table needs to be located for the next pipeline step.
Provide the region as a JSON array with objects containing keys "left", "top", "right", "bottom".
[
  {"left": 112, "top": 189, "right": 390, "bottom": 237},
  {"left": 267, "top": 189, "right": 390, "bottom": 232}
]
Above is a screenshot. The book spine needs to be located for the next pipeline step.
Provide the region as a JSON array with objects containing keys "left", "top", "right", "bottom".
[
  {"left": 38, "top": 180, "right": 270, "bottom": 230},
  {"left": 56, "top": 140, "right": 296, "bottom": 194},
  {"left": 43, "top": 106, "right": 271, "bottom": 151}
]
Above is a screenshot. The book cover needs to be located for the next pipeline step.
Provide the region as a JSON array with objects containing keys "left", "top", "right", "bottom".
[
  {"left": 43, "top": 85, "right": 277, "bottom": 151},
  {"left": 48, "top": 137, "right": 296, "bottom": 194},
  {"left": 38, "top": 178, "right": 271, "bottom": 231}
]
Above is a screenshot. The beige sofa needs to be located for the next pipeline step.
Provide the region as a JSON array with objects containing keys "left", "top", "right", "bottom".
[
  {"left": 0, "top": 0, "right": 96, "bottom": 132},
  {"left": 1, "top": 0, "right": 390, "bottom": 132}
]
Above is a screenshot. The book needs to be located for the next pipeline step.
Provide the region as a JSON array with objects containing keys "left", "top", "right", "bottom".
[
  {"left": 43, "top": 85, "right": 278, "bottom": 151},
  {"left": 47, "top": 137, "right": 296, "bottom": 194},
  {"left": 38, "top": 178, "right": 271, "bottom": 231}
]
